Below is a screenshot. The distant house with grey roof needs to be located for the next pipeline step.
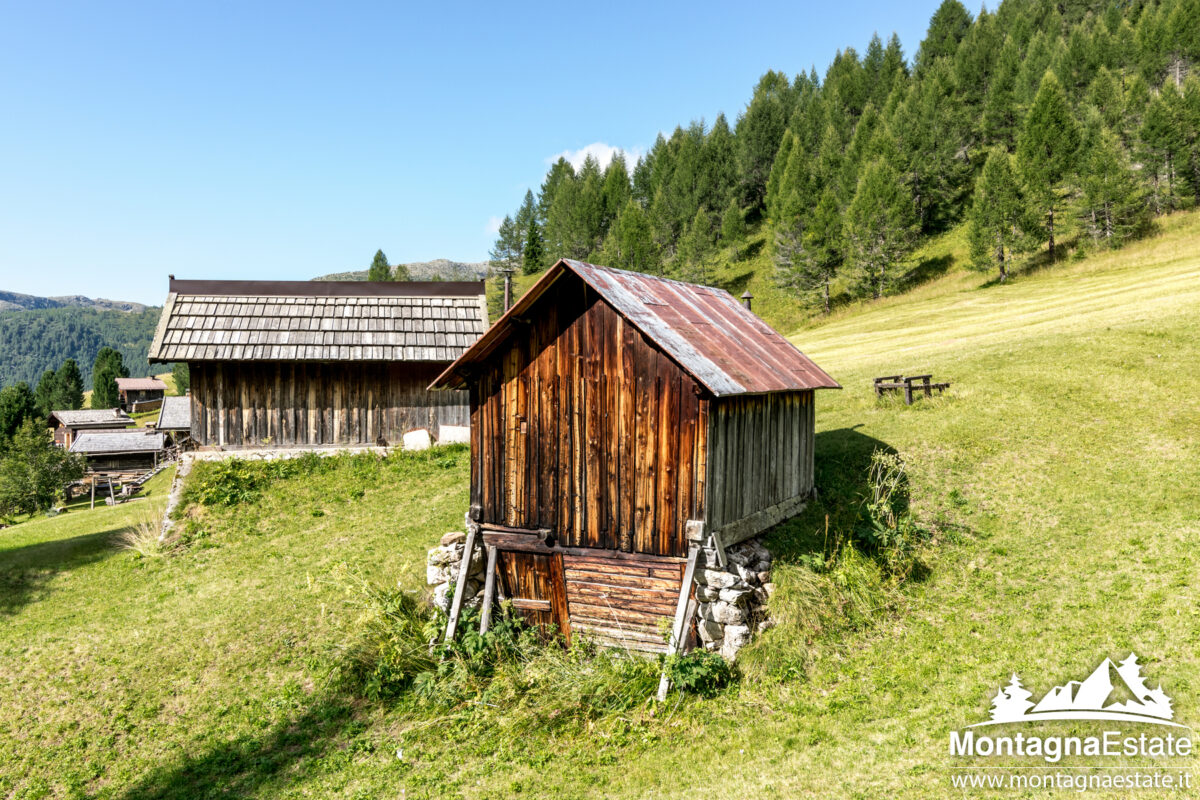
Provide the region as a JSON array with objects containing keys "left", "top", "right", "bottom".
[
  {"left": 147, "top": 278, "right": 488, "bottom": 449},
  {"left": 70, "top": 430, "right": 165, "bottom": 474},
  {"left": 116, "top": 376, "right": 168, "bottom": 412},
  {"left": 48, "top": 408, "right": 134, "bottom": 448},
  {"left": 155, "top": 395, "right": 193, "bottom": 446}
]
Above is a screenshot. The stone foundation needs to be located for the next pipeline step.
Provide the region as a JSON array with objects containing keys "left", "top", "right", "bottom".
[
  {"left": 424, "top": 531, "right": 776, "bottom": 661},
  {"left": 694, "top": 538, "right": 775, "bottom": 660},
  {"left": 426, "top": 530, "right": 486, "bottom": 614}
]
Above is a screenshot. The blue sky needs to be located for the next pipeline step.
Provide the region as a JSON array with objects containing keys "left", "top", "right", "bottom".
[{"left": 0, "top": 1, "right": 943, "bottom": 305}]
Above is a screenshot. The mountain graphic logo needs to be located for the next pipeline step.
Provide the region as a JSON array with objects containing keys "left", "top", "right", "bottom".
[{"left": 971, "top": 654, "right": 1187, "bottom": 728}]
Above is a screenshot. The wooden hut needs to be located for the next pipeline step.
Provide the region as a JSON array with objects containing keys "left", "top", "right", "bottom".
[
  {"left": 70, "top": 430, "right": 165, "bottom": 475},
  {"left": 48, "top": 409, "right": 134, "bottom": 448},
  {"left": 430, "top": 259, "right": 839, "bottom": 654},
  {"left": 147, "top": 278, "right": 487, "bottom": 449},
  {"left": 116, "top": 377, "right": 168, "bottom": 412},
  {"left": 154, "top": 395, "right": 193, "bottom": 446}
]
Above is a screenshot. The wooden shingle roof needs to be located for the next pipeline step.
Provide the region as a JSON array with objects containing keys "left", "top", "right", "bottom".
[
  {"left": 156, "top": 396, "right": 191, "bottom": 431},
  {"left": 69, "top": 431, "right": 165, "bottom": 454},
  {"left": 116, "top": 377, "right": 167, "bottom": 391},
  {"left": 148, "top": 279, "right": 488, "bottom": 363}
]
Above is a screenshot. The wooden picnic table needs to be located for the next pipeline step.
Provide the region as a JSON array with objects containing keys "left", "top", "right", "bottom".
[{"left": 874, "top": 374, "right": 950, "bottom": 405}]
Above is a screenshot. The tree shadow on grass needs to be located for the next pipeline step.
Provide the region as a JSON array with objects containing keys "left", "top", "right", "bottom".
[
  {"left": 119, "top": 693, "right": 359, "bottom": 800},
  {"left": 0, "top": 528, "right": 127, "bottom": 616},
  {"left": 896, "top": 253, "right": 955, "bottom": 293}
]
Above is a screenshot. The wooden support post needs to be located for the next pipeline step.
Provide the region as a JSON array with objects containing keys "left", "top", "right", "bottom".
[
  {"left": 90, "top": 478, "right": 95, "bottom": 510},
  {"left": 657, "top": 544, "right": 701, "bottom": 701},
  {"left": 479, "top": 544, "right": 499, "bottom": 634},
  {"left": 443, "top": 524, "right": 479, "bottom": 642},
  {"left": 904, "top": 382, "right": 913, "bottom": 405},
  {"left": 709, "top": 528, "right": 727, "bottom": 568}
]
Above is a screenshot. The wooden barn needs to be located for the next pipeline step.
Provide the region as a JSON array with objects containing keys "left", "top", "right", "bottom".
[
  {"left": 116, "top": 377, "right": 168, "bottom": 412},
  {"left": 48, "top": 409, "right": 134, "bottom": 448},
  {"left": 430, "top": 258, "right": 839, "bottom": 654},
  {"left": 147, "top": 278, "right": 487, "bottom": 449},
  {"left": 70, "top": 430, "right": 165, "bottom": 474}
]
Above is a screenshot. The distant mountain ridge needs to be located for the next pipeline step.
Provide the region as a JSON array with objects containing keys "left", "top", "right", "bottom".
[
  {"left": 314, "top": 258, "right": 490, "bottom": 282},
  {"left": 0, "top": 290, "right": 147, "bottom": 313}
]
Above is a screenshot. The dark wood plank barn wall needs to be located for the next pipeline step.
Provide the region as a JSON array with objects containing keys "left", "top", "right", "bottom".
[
  {"left": 705, "top": 391, "right": 815, "bottom": 531},
  {"left": 189, "top": 361, "right": 468, "bottom": 448},
  {"left": 469, "top": 276, "right": 707, "bottom": 558}
]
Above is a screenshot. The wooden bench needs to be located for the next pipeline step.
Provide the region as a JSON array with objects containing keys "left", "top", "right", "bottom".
[{"left": 874, "top": 374, "right": 951, "bottom": 405}]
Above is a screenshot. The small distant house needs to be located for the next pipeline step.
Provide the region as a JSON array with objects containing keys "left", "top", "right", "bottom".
[
  {"left": 70, "top": 430, "right": 165, "bottom": 474},
  {"left": 116, "top": 377, "right": 168, "bottom": 412},
  {"left": 147, "top": 278, "right": 488, "bottom": 449},
  {"left": 48, "top": 409, "right": 134, "bottom": 448},
  {"left": 430, "top": 259, "right": 839, "bottom": 653},
  {"left": 155, "top": 395, "right": 193, "bottom": 446}
]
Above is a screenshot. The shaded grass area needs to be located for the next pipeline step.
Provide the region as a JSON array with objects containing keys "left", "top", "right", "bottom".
[{"left": 2, "top": 211, "right": 1200, "bottom": 797}]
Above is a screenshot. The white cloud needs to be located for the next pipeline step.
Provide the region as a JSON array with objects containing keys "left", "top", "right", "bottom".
[
  {"left": 485, "top": 215, "right": 504, "bottom": 235},
  {"left": 546, "top": 142, "right": 643, "bottom": 173}
]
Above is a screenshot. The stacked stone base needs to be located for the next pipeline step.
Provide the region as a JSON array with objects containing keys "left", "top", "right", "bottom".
[
  {"left": 426, "top": 531, "right": 485, "bottom": 614},
  {"left": 424, "top": 530, "right": 776, "bottom": 662},
  {"left": 694, "top": 538, "right": 775, "bottom": 660}
]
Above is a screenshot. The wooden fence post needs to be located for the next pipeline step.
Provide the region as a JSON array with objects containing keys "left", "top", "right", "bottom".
[
  {"left": 657, "top": 544, "right": 701, "bottom": 701},
  {"left": 479, "top": 544, "right": 499, "bottom": 634},
  {"left": 443, "top": 524, "right": 479, "bottom": 642}
]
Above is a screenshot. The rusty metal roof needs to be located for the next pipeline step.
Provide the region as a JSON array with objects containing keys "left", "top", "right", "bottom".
[{"left": 431, "top": 259, "right": 839, "bottom": 396}]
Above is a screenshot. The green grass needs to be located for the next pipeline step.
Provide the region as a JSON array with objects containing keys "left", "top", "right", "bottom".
[{"left": 3, "top": 211, "right": 1200, "bottom": 797}]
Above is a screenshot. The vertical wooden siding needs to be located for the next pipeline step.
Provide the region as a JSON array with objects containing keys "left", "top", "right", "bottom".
[
  {"left": 469, "top": 276, "right": 707, "bottom": 558},
  {"left": 705, "top": 391, "right": 814, "bottom": 530},
  {"left": 189, "top": 361, "right": 468, "bottom": 448}
]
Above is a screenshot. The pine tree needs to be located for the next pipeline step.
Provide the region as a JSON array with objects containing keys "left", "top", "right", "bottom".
[
  {"left": 1181, "top": 75, "right": 1200, "bottom": 205},
  {"left": 1080, "top": 128, "right": 1151, "bottom": 248},
  {"left": 391, "top": 262, "right": 412, "bottom": 281},
  {"left": 844, "top": 159, "right": 917, "bottom": 299},
  {"left": 538, "top": 158, "right": 575, "bottom": 222},
  {"left": 982, "top": 36, "right": 1021, "bottom": 149},
  {"left": 367, "top": 249, "right": 390, "bottom": 281},
  {"left": 522, "top": 216, "right": 545, "bottom": 275},
  {"left": 1016, "top": 71, "right": 1081, "bottom": 262},
  {"left": 967, "top": 149, "right": 1032, "bottom": 282},
  {"left": 54, "top": 359, "right": 85, "bottom": 410},
  {"left": 599, "top": 199, "right": 659, "bottom": 274},
  {"left": 91, "top": 347, "right": 128, "bottom": 409},
  {"left": 601, "top": 154, "right": 632, "bottom": 233},
  {"left": 34, "top": 370, "right": 58, "bottom": 417}
]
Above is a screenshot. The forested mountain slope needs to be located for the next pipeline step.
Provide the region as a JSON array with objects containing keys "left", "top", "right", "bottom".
[
  {"left": 489, "top": 0, "right": 1200, "bottom": 317},
  {"left": 0, "top": 306, "right": 162, "bottom": 388}
]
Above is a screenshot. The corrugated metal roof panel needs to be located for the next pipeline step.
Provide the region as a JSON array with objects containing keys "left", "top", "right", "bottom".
[{"left": 431, "top": 259, "right": 839, "bottom": 395}]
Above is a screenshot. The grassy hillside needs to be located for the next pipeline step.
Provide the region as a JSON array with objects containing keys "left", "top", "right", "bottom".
[{"left": 2, "top": 211, "right": 1199, "bottom": 798}]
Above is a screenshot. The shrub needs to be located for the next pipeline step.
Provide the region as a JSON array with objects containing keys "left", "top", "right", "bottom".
[
  {"left": 116, "top": 510, "right": 177, "bottom": 558},
  {"left": 662, "top": 650, "right": 736, "bottom": 697},
  {"left": 858, "top": 449, "right": 929, "bottom": 573}
]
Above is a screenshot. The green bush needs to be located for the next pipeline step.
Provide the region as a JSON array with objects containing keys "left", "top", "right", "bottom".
[{"left": 662, "top": 650, "right": 736, "bottom": 697}]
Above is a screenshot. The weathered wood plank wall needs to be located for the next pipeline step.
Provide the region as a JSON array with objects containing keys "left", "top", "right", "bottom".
[
  {"left": 469, "top": 277, "right": 707, "bottom": 558},
  {"left": 705, "top": 391, "right": 815, "bottom": 531},
  {"left": 189, "top": 361, "right": 468, "bottom": 448}
]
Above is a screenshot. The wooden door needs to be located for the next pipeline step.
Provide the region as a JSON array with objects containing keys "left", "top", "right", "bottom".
[{"left": 497, "top": 550, "right": 570, "bottom": 642}]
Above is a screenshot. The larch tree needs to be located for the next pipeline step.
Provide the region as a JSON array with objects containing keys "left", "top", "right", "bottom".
[
  {"left": 599, "top": 199, "right": 659, "bottom": 274},
  {"left": 0, "top": 382, "right": 37, "bottom": 444},
  {"left": 719, "top": 198, "right": 746, "bottom": 258},
  {"left": 1080, "top": 128, "right": 1151, "bottom": 248},
  {"left": 775, "top": 188, "right": 842, "bottom": 313},
  {"left": 34, "top": 370, "right": 59, "bottom": 417},
  {"left": 1016, "top": 71, "right": 1081, "bottom": 262},
  {"left": 367, "top": 249, "right": 391, "bottom": 281},
  {"left": 967, "top": 148, "right": 1032, "bottom": 282},
  {"left": 522, "top": 216, "right": 545, "bottom": 275},
  {"left": 914, "top": 0, "right": 972, "bottom": 75},
  {"left": 844, "top": 159, "right": 918, "bottom": 299},
  {"left": 489, "top": 215, "right": 523, "bottom": 274},
  {"left": 737, "top": 71, "right": 795, "bottom": 211}
]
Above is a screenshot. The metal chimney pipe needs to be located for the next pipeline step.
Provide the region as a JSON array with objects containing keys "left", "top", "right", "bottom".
[
  {"left": 501, "top": 268, "right": 515, "bottom": 311},
  {"left": 741, "top": 290, "right": 753, "bottom": 310}
]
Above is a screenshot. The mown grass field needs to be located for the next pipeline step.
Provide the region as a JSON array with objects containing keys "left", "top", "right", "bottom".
[{"left": 3, "top": 212, "right": 1199, "bottom": 798}]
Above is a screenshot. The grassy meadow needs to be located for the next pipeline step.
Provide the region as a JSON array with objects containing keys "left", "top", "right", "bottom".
[{"left": 2, "top": 212, "right": 1199, "bottom": 798}]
